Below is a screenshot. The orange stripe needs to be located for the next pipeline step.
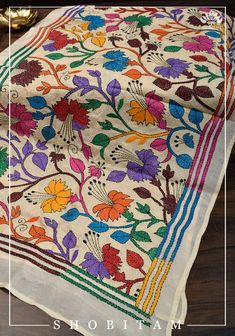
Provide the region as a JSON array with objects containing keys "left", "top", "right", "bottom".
[
  {"left": 26, "top": 10, "right": 74, "bottom": 48},
  {"left": 135, "top": 258, "right": 158, "bottom": 307},
  {"left": 142, "top": 260, "right": 165, "bottom": 312},
  {"left": 149, "top": 262, "right": 172, "bottom": 315}
]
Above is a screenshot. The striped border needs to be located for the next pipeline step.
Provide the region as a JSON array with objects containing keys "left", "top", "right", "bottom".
[
  {"left": 136, "top": 116, "right": 224, "bottom": 315},
  {"left": 0, "top": 233, "right": 151, "bottom": 325},
  {"left": 226, "top": 65, "right": 235, "bottom": 119},
  {"left": 0, "top": 6, "right": 85, "bottom": 88}
]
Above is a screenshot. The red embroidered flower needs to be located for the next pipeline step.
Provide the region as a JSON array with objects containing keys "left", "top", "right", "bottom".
[
  {"left": 43, "top": 30, "right": 77, "bottom": 51},
  {"left": 52, "top": 98, "right": 89, "bottom": 143},
  {"left": 0, "top": 103, "right": 37, "bottom": 137}
]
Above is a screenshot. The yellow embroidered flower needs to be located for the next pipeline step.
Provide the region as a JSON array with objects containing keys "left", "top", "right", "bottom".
[
  {"left": 25, "top": 179, "right": 72, "bottom": 213},
  {"left": 42, "top": 179, "right": 72, "bottom": 213}
]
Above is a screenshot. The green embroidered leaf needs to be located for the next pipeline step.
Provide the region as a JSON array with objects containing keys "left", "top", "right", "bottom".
[
  {"left": 195, "top": 65, "right": 209, "bottom": 72},
  {"left": 92, "top": 134, "right": 110, "bottom": 160},
  {"left": 46, "top": 53, "right": 64, "bottom": 60},
  {"left": 0, "top": 147, "right": 8, "bottom": 177},
  {"left": 92, "top": 133, "right": 110, "bottom": 147},
  {"left": 70, "top": 60, "right": 84, "bottom": 68},
  {"left": 66, "top": 46, "right": 80, "bottom": 52},
  {"left": 117, "top": 98, "right": 124, "bottom": 111},
  {"left": 164, "top": 46, "right": 182, "bottom": 52},
  {"left": 135, "top": 202, "right": 150, "bottom": 214},
  {"left": 155, "top": 226, "right": 167, "bottom": 238},
  {"left": 148, "top": 247, "right": 158, "bottom": 261},
  {"left": 107, "top": 113, "right": 119, "bottom": 119},
  {"left": 133, "top": 231, "right": 151, "bottom": 242},
  {"left": 98, "top": 120, "right": 113, "bottom": 130},
  {"left": 147, "top": 217, "right": 161, "bottom": 228},
  {"left": 83, "top": 99, "right": 103, "bottom": 111},
  {"left": 122, "top": 210, "right": 134, "bottom": 222}
]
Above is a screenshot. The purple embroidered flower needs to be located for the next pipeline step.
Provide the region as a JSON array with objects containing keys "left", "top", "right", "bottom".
[
  {"left": 154, "top": 58, "right": 190, "bottom": 79},
  {"left": 110, "top": 146, "right": 160, "bottom": 182},
  {"left": 127, "top": 149, "right": 160, "bottom": 181},
  {"left": 80, "top": 252, "right": 110, "bottom": 280}
]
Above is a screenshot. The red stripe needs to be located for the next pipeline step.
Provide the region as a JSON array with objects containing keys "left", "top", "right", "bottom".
[
  {"left": 0, "top": 233, "right": 70, "bottom": 265},
  {"left": 186, "top": 117, "right": 217, "bottom": 188},
  {"left": 191, "top": 117, "right": 219, "bottom": 190},
  {"left": 198, "top": 119, "right": 224, "bottom": 192},
  {"left": 0, "top": 246, "right": 60, "bottom": 276},
  {"left": 0, "top": 239, "right": 66, "bottom": 271}
]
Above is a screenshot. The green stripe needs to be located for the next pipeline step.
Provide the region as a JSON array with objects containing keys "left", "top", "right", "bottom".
[
  {"left": 60, "top": 273, "right": 151, "bottom": 327},
  {"left": 0, "top": 46, "right": 30, "bottom": 79},
  {"left": 72, "top": 264, "right": 135, "bottom": 302},
  {"left": 2, "top": 45, "right": 26, "bottom": 67},
  {"left": 0, "top": 47, "right": 37, "bottom": 88},
  {"left": 66, "top": 269, "right": 150, "bottom": 320}
]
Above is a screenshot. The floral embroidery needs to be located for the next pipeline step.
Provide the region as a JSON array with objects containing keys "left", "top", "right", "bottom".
[
  {"left": 25, "top": 179, "right": 72, "bottom": 213},
  {"left": 52, "top": 98, "right": 89, "bottom": 143},
  {"left": 0, "top": 6, "right": 233, "bottom": 321},
  {"left": 0, "top": 103, "right": 37, "bottom": 137},
  {"left": 92, "top": 186, "right": 133, "bottom": 221},
  {"left": 127, "top": 81, "right": 165, "bottom": 126},
  {"left": 182, "top": 35, "right": 214, "bottom": 52}
]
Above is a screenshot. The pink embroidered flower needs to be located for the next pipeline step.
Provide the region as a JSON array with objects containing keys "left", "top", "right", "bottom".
[
  {"left": 89, "top": 165, "right": 102, "bottom": 178},
  {"left": 183, "top": 35, "right": 214, "bottom": 53},
  {"left": 0, "top": 103, "right": 37, "bottom": 137}
]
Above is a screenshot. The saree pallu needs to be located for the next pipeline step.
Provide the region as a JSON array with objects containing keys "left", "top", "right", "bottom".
[{"left": 0, "top": 6, "right": 234, "bottom": 336}]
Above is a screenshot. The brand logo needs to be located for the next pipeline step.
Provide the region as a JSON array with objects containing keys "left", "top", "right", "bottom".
[{"left": 200, "top": 10, "right": 223, "bottom": 25}]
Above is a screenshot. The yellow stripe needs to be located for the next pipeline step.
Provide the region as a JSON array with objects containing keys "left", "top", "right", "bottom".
[
  {"left": 142, "top": 260, "right": 165, "bottom": 312},
  {"left": 149, "top": 262, "right": 172, "bottom": 316},
  {"left": 135, "top": 257, "right": 158, "bottom": 307}
]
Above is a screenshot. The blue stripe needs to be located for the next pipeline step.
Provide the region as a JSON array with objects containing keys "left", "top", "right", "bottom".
[
  {"left": 163, "top": 187, "right": 195, "bottom": 260},
  {"left": 170, "top": 192, "right": 200, "bottom": 261},
  {"left": 156, "top": 186, "right": 188, "bottom": 258}
]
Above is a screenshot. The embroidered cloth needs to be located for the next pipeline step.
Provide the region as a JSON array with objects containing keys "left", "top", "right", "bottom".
[{"left": 0, "top": 6, "right": 235, "bottom": 336}]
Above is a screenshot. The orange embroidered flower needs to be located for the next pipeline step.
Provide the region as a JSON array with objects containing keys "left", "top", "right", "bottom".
[
  {"left": 92, "top": 186, "right": 133, "bottom": 221},
  {"left": 127, "top": 81, "right": 165, "bottom": 127},
  {"left": 25, "top": 179, "right": 72, "bottom": 213}
]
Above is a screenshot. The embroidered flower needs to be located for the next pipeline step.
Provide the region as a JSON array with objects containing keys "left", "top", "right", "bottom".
[
  {"left": 80, "top": 232, "right": 121, "bottom": 280},
  {"left": 123, "top": 15, "right": 152, "bottom": 34},
  {"left": 110, "top": 146, "right": 160, "bottom": 182},
  {"left": 127, "top": 81, "right": 165, "bottom": 126},
  {"left": 103, "top": 50, "right": 129, "bottom": 72},
  {"left": 52, "top": 98, "right": 89, "bottom": 144},
  {"left": 183, "top": 35, "right": 214, "bottom": 52},
  {"left": 0, "top": 103, "right": 37, "bottom": 137},
  {"left": 25, "top": 179, "right": 72, "bottom": 213},
  {"left": 89, "top": 181, "right": 133, "bottom": 221},
  {"left": 43, "top": 30, "right": 77, "bottom": 51},
  {"left": 11, "top": 60, "right": 42, "bottom": 87},
  {"left": 83, "top": 15, "right": 105, "bottom": 31},
  {"left": 148, "top": 52, "right": 190, "bottom": 78},
  {"left": 80, "top": 252, "right": 110, "bottom": 279},
  {"left": 89, "top": 161, "right": 105, "bottom": 178}
]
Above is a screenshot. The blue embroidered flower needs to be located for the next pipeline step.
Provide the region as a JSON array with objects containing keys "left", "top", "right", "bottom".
[
  {"left": 103, "top": 50, "right": 129, "bottom": 72},
  {"left": 84, "top": 15, "right": 105, "bottom": 31}
]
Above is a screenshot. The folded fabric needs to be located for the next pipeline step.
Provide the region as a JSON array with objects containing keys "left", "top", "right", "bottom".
[{"left": 0, "top": 6, "right": 234, "bottom": 336}]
